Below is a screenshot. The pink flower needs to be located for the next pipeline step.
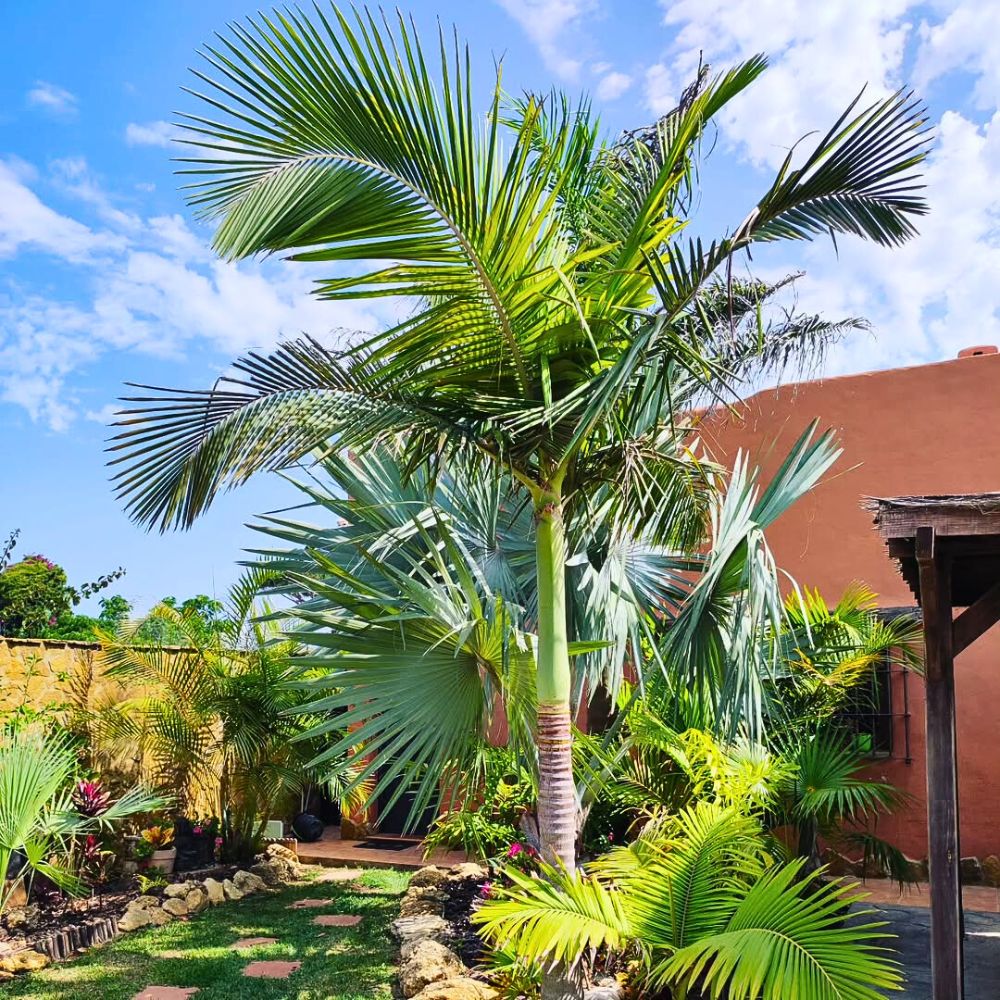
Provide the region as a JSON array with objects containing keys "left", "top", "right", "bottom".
[
  {"left": 479, "top": 881, "right": 492, "bottom": 897},
  {"left": 507, "top": 842, "right": 523, "bottom": 858},
  {"left": 525, "top": 844, "right": 539, "bottom": 858},
  {"left": 193, "top": 825, "right": 203, "bottom": 835}
]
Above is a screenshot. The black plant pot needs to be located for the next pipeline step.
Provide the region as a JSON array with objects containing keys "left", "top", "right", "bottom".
[{"left": 292, "top": 812, "right": 325, "bottom": 843}]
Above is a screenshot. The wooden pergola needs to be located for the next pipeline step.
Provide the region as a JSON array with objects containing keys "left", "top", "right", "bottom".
[{"left": 869, "top": 493, "right": 1000, "bottom": 1000}]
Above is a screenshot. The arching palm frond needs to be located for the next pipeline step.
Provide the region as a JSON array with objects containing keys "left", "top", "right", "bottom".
[{"left": 655, "top": 860, "right": 902, "bottom": 999}]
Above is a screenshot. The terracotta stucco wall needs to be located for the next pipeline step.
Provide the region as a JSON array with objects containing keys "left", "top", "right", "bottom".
[{"left": 701, "top": 350, "right": 1000, "bottom": 860}]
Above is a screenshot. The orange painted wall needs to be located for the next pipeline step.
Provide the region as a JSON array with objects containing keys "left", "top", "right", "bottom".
[{"left": 701, "top": 350, "right": 1000, "bottom": 860}]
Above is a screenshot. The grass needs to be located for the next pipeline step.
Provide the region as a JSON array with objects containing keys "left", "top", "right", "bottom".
[{"left": 5, "top": 868, "right": 411, "bottom": 1000}]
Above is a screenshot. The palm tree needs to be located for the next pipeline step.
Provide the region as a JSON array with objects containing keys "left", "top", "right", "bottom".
[
  {"left": 90, "top": 570, "right": 355, "bottom": 861},
  {"left": 108, "top": 8, "right": 929, "bottom": 994}
]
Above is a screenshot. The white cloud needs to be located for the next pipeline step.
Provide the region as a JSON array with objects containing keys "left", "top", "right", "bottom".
[
  {"left": 26, "top": 81, "right": 79, "bottom": 119},
  {"left": 641, "top": 0, "right": 1000, "bottom": 378},
  {"left": 0, "top": 160, "right": 122, "bottom": 261},
  {"left": 0, "top": 163, "right": 381, "bottom": 430},
  {"left": 596, "top": 70, "right": 632, "bottom": 101},
  {"left": 646, "top": 0, "right": 916, "bottom": 168},
  {"left": 915, "top": 3, "right": 1000, "bottom": 111},
  {"left": 125, "top": 121, "right": 180, "bottom": 148},
  {"left": 50, "top": 157, "right": 141, "bottom": 231},
  {"left": 495, "top": 0, "right": 596, "bottom": 80}
]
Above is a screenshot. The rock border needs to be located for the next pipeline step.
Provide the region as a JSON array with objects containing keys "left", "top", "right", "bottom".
[{"left": 0, "top": 844, "right": 306, "bottom": 983}]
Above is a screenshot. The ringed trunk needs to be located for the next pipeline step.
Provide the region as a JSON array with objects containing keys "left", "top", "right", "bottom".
[{"left": 534, "top": 490, "right": 584, "bottom": 1000}]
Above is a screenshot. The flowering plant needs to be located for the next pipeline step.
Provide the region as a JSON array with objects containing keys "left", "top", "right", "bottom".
[
  {"left": 73, "top": 780, "right": 112, "bottom": 817},
  {"left": 503, "top": 840, "right": 539, "bottom": 872},
  {"left": 140, "top": 824, "right": 175, "bottom": 849}
]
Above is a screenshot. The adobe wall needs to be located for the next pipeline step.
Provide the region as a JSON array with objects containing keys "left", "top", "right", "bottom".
[{"left": 701, "top": 350, "right": 1000, "bottom": 861}]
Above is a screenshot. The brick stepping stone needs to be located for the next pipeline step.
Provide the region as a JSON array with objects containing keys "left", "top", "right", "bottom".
[
  {"left": 132, "top": 989, "right": 200, "bottom": 1000},
  {"left": 288, "top": 898, "right": 331, "bottom": 909},
  {"left": 231, "top": 937, "right": 278, "bottom": 950},
  {"left": 313, "top": 914, "right": 363, "bottom": 927},
  {"left": 243, "top": 960, "right": 301, "bottom": 979},
  {"left": 314, "top": 868, "right": 363, "bottom": 883}
]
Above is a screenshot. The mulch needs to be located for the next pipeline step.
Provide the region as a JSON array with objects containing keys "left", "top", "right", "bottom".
[
  {"left": 0, "top": 865, "right": 240, "bottom": 957},
  {"left": 440, "top": 873, "right": 488, "bottom": 966}
]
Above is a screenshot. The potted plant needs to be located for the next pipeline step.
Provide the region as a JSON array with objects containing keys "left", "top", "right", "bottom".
[{"left": 139, "top": 825, "right": 176, "bottom": 874}]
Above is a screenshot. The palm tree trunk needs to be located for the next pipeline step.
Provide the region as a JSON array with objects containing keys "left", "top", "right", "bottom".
[{"left": 534, "top": 490, "right": 583, "bottom": 1000}]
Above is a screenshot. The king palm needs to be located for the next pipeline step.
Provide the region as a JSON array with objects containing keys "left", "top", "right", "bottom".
[{"left": 110, "top": 8, "right": 928, "bottom": 994}]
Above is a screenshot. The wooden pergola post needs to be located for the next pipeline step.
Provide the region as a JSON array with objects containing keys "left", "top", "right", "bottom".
[
  {"left": 868, "top": 493, "right": 1000, "bottom": 1000},
  {"left": 915, "top": 526, "right": 963, "bottom": 998}
]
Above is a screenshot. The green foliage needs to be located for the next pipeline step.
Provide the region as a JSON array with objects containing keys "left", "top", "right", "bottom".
[
  {"left": 87, "top": 571, "right": 348, "bottom": 862},
  {"left": 423, "top": 744, "right": 535, "bottom": 860},
  {"left": 0, "top": 555, "right": 70, "bottom": 637},
  {"left": 475, "top": 801, "right": 902, "bottom": 999},
  {"left": 134, "top": 871, "right": 168, "bottom": 894},
  {"left": 0, "top": 531, "right": 127, "bottom": 640},
  {"left": 0, "top": 725, "right": 166, "bottom": 915}
]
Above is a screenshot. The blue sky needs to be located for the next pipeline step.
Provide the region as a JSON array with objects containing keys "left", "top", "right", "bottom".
[{"left": 1, "top": 0, "right": 997, "bottom": 612}]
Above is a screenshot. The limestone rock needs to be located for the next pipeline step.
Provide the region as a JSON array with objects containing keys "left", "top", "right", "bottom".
[
  {"left": 162, "top": 897, "right": 189, "bottom": 918},
  {"left": 413, "top": 977, "right": 497, "bottom": 1000},
  {"left": 222, "top": 878, "right": 244, "bottom": 901},
  {"left": 983, "top": 855, "right": 1000, "bottom": 887},
  {"left": 3, "top": 904, "right": 40, "bottom": 932},
  {"left": 185, "top": 887, "right": 209, "bottom": 914},
  {"left": 251, "top": 843, "right": 302, "bottom": 886},
  {"left": 203, "top": 878, "right": 226, "bottom": 905},
  {"left": 164, "top": 881, "right": 197, "bottom": 899},
  {"left": 447, "top": 863, "right": 487, "bottom": 882},
  {"left": 0, "top": 950, "right": 49, "bottom": 975},
  {"left": 148, "top": 906, "right": 174, "bottom": 927},
  {"left": 233, "top": 870, "right": 267, "bottom": 895},
  {"left": 118, "top": 907, "right": 153, "bottom": 932},
  {"left": 119, "top": 894, "right": 166, "bottom": 932},
  {"left": 398, "top": 885, "right": 447, "bottom": 918},
  {"left": 409, "top": 866, "right": 448, "bottom": 889},
  {"left": 399, "top": 940, "right": 465, "bottom": 997},
  {"left": 390, "top": 914, "right": 452, "bottom": 946}
]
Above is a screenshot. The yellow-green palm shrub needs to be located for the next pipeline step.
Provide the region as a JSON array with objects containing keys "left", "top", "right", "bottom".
[{"left": 474, "top": 800, "right": 901, "bottom": 999}]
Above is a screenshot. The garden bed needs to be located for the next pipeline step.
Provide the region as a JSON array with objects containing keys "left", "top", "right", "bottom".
[{"left": 0, "top": 864, "right": 241, "bottom": 961}]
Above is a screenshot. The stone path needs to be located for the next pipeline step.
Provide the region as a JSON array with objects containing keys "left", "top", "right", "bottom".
[
  {"left": 869, "top": 905, "right": 1000, "bottom": 998},
  {"left": 288, "top": 898, "right": 332, "bottom": 909}
]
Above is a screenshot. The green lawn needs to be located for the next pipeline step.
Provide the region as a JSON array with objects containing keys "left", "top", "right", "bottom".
[{"left": 5, "top": 869, "right": 411, "bottom": 1000}]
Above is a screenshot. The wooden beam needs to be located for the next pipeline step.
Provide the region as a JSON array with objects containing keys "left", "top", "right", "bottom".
[
  {"left": 916, "top": 526, "right": 964, "bottom": 1000},
  {"left": 953, "top": 579, "right": 1000, "bottom": 656},
  {"left": 877, "top": 505, "right": 1000, "bottom": 539}
]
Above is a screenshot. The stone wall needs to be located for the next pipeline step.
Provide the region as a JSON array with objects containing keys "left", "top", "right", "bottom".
[{"left": 0, "top": 637, "right": 122, "bottom": 718}]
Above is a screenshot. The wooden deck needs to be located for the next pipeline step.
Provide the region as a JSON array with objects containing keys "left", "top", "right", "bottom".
[
  {"left": 294, "top": 826, "right": 466, "bottom": 870},
  {"left": 856, "top": 878, "right": 1000, "bottom": 913}
]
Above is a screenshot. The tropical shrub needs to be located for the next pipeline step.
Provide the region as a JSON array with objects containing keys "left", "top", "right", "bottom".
[
  {"left": 87, "top": 571, "right": 365, "bottom": 862},
  {"left": 0, "top": 725, "right": 164, "bottom": 915},
  {"left": 474, "top": 801, "right": 903, "bottom": 999},
  {"left": 424, "top": 744, "right": 536, "bottom": 860},
  {"left": 0, "top": 530, "right": 127, "bottom": 640}
]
